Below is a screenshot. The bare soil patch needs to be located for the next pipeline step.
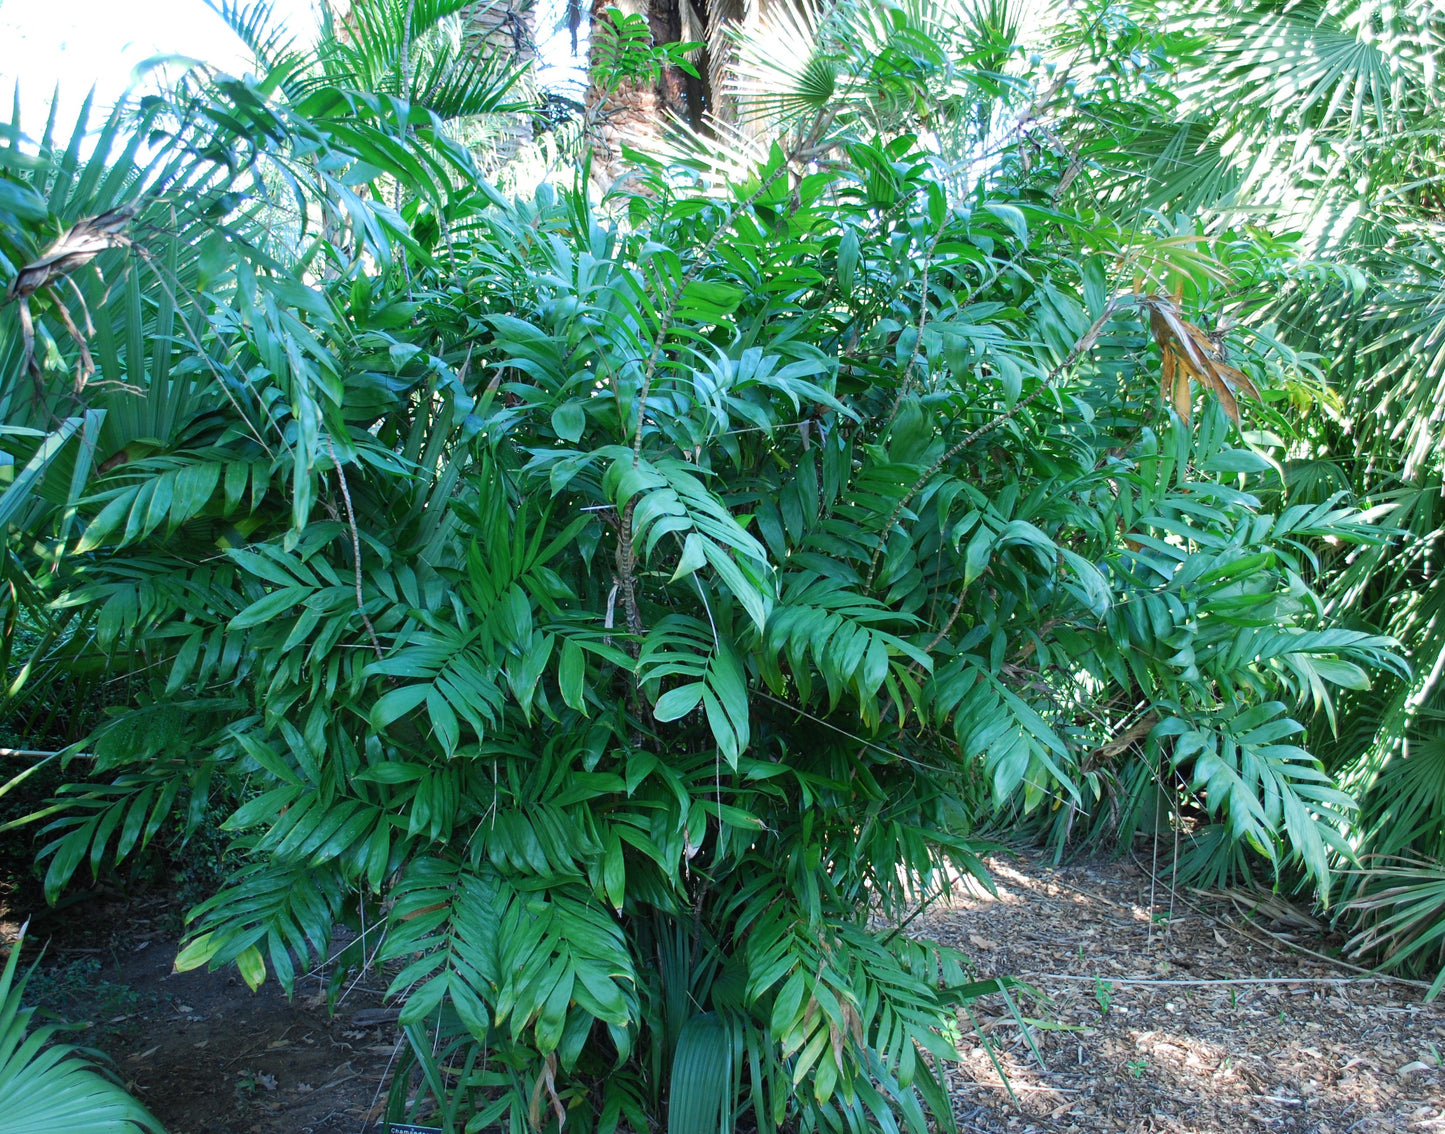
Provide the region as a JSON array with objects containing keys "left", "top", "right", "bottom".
[
  {"left": 4, "top": 853, "right": 1443, "bottom": 1133},
  {"left": 4, "top": 896, "right": 399, "bottom": 1134}
]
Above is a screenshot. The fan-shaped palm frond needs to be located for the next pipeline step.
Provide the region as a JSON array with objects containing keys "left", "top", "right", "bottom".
[{"left": 0, "top": 928, "right": 164, "bottom": 1134}]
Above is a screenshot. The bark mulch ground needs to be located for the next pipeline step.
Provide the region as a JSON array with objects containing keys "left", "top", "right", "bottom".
[{"left": 916, "top": 852, "right": 1445, "bottom": 1134}]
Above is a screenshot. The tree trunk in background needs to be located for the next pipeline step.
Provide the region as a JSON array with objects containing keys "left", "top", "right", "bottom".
[
  {"left": 460, "top": 0, "right": 537, "bottom": 74},
  {"left": 646, "top": 0, "right": 707, "bottom": 128},
  {"left": 587, "top": 0, "right": 707, "bottom": 184},
  {"left": 460, "top": 0, "right": 539, "bottom": 167}
]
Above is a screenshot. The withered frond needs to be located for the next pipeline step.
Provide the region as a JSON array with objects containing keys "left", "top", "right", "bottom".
[
  {"left": 3, "top": 203, "right": 138, "bottom": 376},
  {"left": 4, "top": 203, "right": 138, "bottom": 305},
  {"left": 1139, "top": 292, "right": 1260, "bottom": 424}
]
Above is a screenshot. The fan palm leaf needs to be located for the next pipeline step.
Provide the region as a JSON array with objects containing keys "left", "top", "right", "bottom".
[{"left": 0, "top": 928, "right": 163, "bottom": 1134}]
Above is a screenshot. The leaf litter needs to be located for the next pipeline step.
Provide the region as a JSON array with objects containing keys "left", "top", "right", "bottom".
[{"left": 912, "top": 853, "right": 1445, "bottom": 1134}]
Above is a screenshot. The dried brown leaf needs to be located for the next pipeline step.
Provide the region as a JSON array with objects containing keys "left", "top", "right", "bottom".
[
  {"left": 1172, "top": 354, "right": 1194, "bottom": 421},
  {"left": 1214, "top": 361, "right": 1261, "bottom": 402},
  {"left": 1208, "top": 373, "right": 1241, "bottom": 423}
]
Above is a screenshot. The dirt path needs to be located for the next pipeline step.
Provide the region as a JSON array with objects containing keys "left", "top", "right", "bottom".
[
  {"left": 14, "top": 897, "right": 397, "bottom": 1134},
  {"left": 9, "top": 854, "right": 1445, "bottom": 1133},
  {"left": 919, "top": 854, "right": 1445, "bottom": 1133}
]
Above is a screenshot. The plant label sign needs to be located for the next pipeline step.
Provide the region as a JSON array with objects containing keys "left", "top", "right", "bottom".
[{"left": 386, "top": 1126, "right": 442, "bottom": 1134}]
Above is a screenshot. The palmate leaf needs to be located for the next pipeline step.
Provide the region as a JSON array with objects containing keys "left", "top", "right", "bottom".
[
  {"left": 1200, "top": 2, "right": 1427, "bottom": 139},
  {"left": 306, "top": 0, "right": 534, "bottom": 118},
  {"left": 0, "top": 928, "right": 162, "bottom": 1134},
  {"left": 1342, "top": 856, "right": 1445, "bottom": 1000},
  {"left": 0, "top": 413, "right": 95, "bottom": 531},
  {"left": 667, "top": 1012, "right": 733, "bottom": 1134},
  {"left": 205, "top": 0, "right": 302, "bottom": 74}
]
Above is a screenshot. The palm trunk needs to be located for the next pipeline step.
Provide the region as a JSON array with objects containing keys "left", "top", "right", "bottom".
[
  {"left": 461, "top": 0, "right": 539, "bottom": 165},
  {"left": 587, "top": 0, "right": 707, "bottom": 182}
]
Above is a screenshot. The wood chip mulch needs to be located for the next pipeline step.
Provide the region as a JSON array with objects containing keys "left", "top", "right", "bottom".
[{"left": 913, "top": 853, "right": 1445, "bottom": 1134}]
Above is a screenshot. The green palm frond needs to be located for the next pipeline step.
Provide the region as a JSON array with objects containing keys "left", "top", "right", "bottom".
[
  {"left": 0, "top": 929, "right": 164, "bottom": 1134},
  {"left": 205, "top": 0, "right": 304, "bottom": 74}
]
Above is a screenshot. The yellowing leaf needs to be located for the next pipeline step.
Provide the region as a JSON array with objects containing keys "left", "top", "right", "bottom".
[
  {"left": 173, "top": 931, "right": 220, "bottom": 973},
  {"left": 236, "top": 944, "right": 267, "bottom": 992}
]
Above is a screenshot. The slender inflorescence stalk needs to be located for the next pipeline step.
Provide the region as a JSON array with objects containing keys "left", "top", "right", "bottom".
[{"left": 326, "top": 434, "right": 386, "bottom": 662}]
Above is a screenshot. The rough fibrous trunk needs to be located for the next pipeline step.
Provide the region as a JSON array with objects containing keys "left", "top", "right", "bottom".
[
  {"left": 461, "top": 0, "right": 538, "bottom": 165},
  {"left": 587, "top": 0, "right": 707, "bottom": 184}
]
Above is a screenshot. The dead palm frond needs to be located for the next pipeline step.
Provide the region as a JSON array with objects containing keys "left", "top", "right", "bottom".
[{"left": 4, "top": 204, "right": 136, "bottom": 376}]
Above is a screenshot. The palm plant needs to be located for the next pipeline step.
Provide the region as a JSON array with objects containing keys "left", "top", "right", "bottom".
[
  {"left": 0, "top": 0, "right": 536, "bottom": 667},
  {"left": 634, "top": 0, "right": 1047, "bottom": 199},
  {"left": 1194, "top": 0, "right": 1445, "bottom": 985},
  {"left": 1003, "top": 0, "right": 1445, "bottom": 990},
  {"left": 0, "top": 927, "right": 163, "bottom": 1133},
  {"left": 212, "top": 0, "right": 534, "bottom": 119},
  {"left": 33, "top": 101, "right": 1401, "bottom": 1134},
  {"left": 0, "top": 2, "right": 531, "bottom": 911},
  {"left": 2, "top": 5, "right": 1423, "bottom": 1133}
]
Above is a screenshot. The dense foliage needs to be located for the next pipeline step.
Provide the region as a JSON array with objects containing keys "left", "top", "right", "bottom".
[
  {"left": 1, "top": 0, "right": 1439, "bottom": 1129},
  {"left": 1020, "top": 0, "right": 1445, "bottom": 992}
]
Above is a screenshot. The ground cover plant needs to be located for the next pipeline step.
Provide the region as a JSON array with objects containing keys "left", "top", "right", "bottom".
[{"left": 0, "top": 0, "right": 1430, "bottom": 1130}]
